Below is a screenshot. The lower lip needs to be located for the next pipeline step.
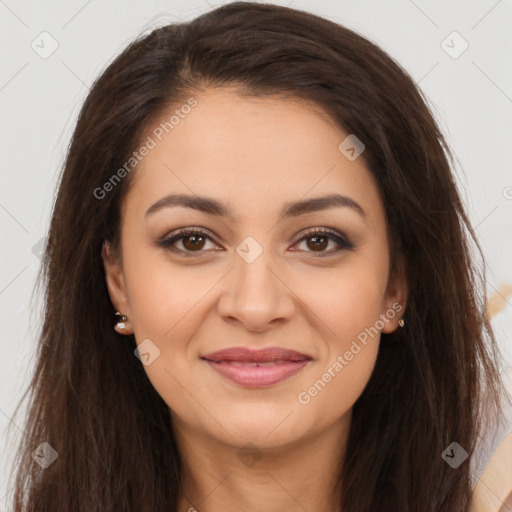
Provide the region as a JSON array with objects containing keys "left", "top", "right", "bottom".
[{"left": 203, "top": 359, "right": 310, "bottom": 387}]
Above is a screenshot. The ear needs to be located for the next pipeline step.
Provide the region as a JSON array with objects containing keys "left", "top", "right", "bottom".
[
  {"left": 101, "top": 240, "right": 131, "bottom": 318},
  {"left": 380, "top": 253, "right": 408, "bottom": 333}
]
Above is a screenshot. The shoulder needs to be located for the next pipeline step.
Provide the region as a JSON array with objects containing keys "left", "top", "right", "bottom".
[
  {"left": 469, "top": 431, "right": 512, "bottom": 511},
  {"left": 469, "top": 367, "right": 512, "bottom": 512}
]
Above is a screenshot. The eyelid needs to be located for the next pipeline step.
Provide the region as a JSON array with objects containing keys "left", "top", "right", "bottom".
[
  {"left": 291, "top": 227, "right": 354, "bottom": 255},
  {"left": 157, "top": 227, "right": 221, "bottom": 257},
  {"left": 157, "top": 226, "right": 354, "bottom": 257}
]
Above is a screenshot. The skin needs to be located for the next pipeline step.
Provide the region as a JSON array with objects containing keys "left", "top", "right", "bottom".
[{"left": 102, "top": 87, "right": 408, "bottom": 512}]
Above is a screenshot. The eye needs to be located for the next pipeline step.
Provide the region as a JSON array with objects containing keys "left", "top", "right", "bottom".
[
  {"left": 292, "top": 228, "right": 354, "bottom": 256},
  {"left": 156, "top": 227, "right": 220, "bottom": 257},
  {"left": 157, "top": 227, "right": 354, "bottom": 257}
]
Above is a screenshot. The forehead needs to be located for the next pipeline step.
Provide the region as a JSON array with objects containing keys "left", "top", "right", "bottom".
[{"left": 122, "top": 88, "right": 384, "bottom": 228}]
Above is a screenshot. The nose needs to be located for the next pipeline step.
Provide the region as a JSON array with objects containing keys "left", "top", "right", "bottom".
[{"left": 217, "top": 249, "right": 296, "bottom": 333}]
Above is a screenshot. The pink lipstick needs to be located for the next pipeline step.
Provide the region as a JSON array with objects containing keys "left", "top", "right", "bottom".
[{"left": 201, "top": 347, "right": 312, "bottom": 387}]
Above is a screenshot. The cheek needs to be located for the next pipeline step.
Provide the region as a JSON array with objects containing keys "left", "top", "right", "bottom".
[
  {"left": 122, "top": 245, "right": 214, "bottom": 340},
  {"left": 296, "top": 273, "right": 383, "bottom": 421},
  {"left": 298, "top": 260, "right": 388, "bottom": 343},
  {"left": 293, "top": 262, "right": 384, "bottom": 411},
  {"left": 299, "top": 341, "right": 379, "bottom": 433},
  {"left": 121, "top": 249, "right": 209, "bottom": 424}
]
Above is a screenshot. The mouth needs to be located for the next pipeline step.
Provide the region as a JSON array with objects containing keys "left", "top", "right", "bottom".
[{"left": 200, "top": 347, "right": 312, "bottom": 387}]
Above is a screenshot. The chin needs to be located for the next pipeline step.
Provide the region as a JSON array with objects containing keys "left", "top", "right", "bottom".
[{"left": 214, "top": 414, "right": 310, "bottom": 449}]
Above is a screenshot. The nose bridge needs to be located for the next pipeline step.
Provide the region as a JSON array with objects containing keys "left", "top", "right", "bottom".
[
  {"left": 217, "top": 235, "right": 295, "bottom": 329},
  {"left": 233, "top": 236, "right": 281, "bottom": 305}
]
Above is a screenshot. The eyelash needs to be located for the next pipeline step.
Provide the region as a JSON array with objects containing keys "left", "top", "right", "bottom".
[{"left": 156, "top": 227, "right": 354, "bottom": 258}]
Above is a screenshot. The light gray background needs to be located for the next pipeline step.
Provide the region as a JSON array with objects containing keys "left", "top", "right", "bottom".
[{"left": 1, "top": 0, "right": 512, "bottom": 508}]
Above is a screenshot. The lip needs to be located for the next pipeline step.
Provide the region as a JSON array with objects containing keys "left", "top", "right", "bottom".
[{"left": 201, "top": 346, "right": 312, "bottom": 387}]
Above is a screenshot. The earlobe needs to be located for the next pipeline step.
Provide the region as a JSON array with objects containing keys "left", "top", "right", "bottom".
[{"left": 101, "top": 240, "right": 131, "bottom": 318}]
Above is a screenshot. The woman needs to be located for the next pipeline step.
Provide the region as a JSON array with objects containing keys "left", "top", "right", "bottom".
[{"left": 7, "top": 2, "right": 510, "bottom": 510}]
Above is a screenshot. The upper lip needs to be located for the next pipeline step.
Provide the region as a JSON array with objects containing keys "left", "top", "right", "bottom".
[{"left": 201, "top": 346, "right": 312, "bottom": 363}]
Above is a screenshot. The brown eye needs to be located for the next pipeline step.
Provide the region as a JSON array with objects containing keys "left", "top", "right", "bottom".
[
  {"left": 182, "top": 234, "right": 207, "bottom": 251},
  {"left": 305, "top": 234, "right": 329, "bottom": 252},
  {"left": 157, "top": 228, "right": 218, "bottom": 256},
  {"left": 158, "top": 227, "right": 354, "bottom": 258},
  {"left": 293, "top": 228, "right": 354, "bottom": 256}
]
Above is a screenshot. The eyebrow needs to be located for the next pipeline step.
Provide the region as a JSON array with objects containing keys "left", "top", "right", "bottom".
[{"left": 145, "top": 193, "right": 367, "bottom": 222}]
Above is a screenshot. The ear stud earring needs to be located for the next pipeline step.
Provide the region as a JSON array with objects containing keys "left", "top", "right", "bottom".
[
  {"left": 398, "top": 318, "right": 405, "bottom": 328},
  {"left": 114, "top": 311, "right": 130, "bottom": 334}
]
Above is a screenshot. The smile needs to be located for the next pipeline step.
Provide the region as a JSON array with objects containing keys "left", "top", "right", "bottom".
[{"left": 200, "top": 346, "right": 313, "bottom": 387}]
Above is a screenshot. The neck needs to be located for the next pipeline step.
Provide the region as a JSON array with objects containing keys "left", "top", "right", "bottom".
[{"left": 174, "top": 412, "right": 350, "bottom": 512}]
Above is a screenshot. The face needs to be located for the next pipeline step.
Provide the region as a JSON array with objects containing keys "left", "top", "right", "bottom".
[{"left": 102, "top": 87, "right": 407, "bottom": 451}]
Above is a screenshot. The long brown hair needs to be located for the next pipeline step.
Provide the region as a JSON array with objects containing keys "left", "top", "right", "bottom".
[{"left": 8, "top": 2, "right": 508, "bottom": 510}]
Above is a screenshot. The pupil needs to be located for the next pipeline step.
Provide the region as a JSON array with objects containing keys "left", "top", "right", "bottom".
[
  {"left": 184, "top": 235, "right": 205, "bottom": 251},
  {"left": 308, "top": 235, "right": 327, "bottom": 251}
]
